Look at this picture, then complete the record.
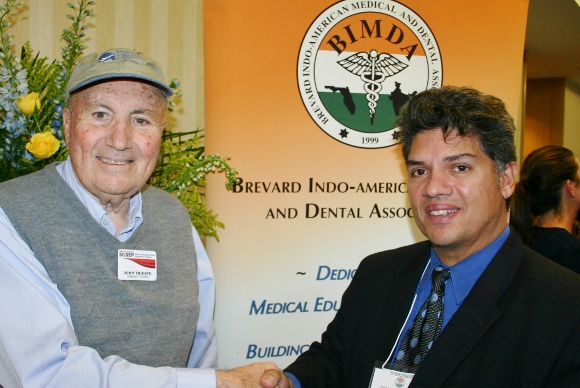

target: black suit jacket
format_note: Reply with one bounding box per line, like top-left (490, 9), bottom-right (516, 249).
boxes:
top-left (285, 230), bottom-right (580, 387)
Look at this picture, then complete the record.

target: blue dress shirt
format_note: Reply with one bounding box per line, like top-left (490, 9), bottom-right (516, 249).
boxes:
top-left (0, 159), bottom-right (217, 387)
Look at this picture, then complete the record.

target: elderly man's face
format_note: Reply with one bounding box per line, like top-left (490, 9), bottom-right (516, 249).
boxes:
top-left (64, 80), bottom-right (166, 202)
top-left (406, 128), bottom-right (516, 265)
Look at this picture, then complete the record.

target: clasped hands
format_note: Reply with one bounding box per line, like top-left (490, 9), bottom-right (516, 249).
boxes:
top-left (216, 362), bottom-right (293, 388)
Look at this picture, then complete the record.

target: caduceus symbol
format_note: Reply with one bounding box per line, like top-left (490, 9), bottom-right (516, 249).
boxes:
top-left (337, 50), bottom-right (408, 124)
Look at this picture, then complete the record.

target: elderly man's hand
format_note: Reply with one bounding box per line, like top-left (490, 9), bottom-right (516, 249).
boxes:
top-left (260, 369), bottom-right (293, 388)
top-left (216, 362), bottom-right (284, 388)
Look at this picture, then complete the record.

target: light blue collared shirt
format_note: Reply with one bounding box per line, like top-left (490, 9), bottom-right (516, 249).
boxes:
top-left (0, 158), bottom-right (218, 387)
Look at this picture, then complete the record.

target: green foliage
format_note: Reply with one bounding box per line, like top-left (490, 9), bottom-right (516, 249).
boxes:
top-left (0, 0), bottom-right (89, 182)
top-left (148, 130), bottom-right (238, 241)
top-left (61, 1), bottom-right (93, 77)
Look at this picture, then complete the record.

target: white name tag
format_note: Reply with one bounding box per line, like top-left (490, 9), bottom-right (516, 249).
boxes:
top-left (118, 249), bottom-right (157, 281)
top-left (369, 367), bottom-right (414, 388)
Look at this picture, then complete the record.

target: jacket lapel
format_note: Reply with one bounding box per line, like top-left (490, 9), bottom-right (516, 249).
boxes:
top-left (357, 242), bottom-right (432, 368)
top-left (374, 243), bottom-right (433, 360)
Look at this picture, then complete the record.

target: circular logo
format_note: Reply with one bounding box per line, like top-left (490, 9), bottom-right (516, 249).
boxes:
top-left (395, 377), bottom-right (406, 387)
top-left (298, 0), bottom-right (443, 148)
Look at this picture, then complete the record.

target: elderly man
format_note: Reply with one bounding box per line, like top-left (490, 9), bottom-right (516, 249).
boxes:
top-left (261, 86), bottom-right (580, 387)
top-left (0, 49), bottom-right (275, 387)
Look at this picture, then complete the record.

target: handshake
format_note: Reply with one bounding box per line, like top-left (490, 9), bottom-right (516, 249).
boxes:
top-left (216, 362), bottom-right (293, 388)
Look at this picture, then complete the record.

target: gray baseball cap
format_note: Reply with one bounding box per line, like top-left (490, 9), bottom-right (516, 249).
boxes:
top-left (66, 48), bottom-right (173, 101)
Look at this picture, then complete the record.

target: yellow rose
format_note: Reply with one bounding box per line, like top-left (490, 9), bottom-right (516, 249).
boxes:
top-left (15, 92), bottom-right (41, 115)
top-left (26, 131), bottom-right (60, 159)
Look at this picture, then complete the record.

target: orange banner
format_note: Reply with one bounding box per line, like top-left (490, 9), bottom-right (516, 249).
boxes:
top-left (205, 0), bottom-right (528, 368)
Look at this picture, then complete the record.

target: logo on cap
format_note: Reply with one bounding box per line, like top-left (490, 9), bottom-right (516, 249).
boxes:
top-left (297, 0), bottom-right (443, 148)
top-left (97, 51), bottom-right (116, 62)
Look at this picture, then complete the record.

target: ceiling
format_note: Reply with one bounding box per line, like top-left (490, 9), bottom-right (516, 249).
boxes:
top-left (525, 0), bottom-right (580, 86)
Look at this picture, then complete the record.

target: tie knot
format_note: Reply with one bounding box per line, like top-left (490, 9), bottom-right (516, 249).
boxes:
top-left (431, 266), bottom-right (450, 292)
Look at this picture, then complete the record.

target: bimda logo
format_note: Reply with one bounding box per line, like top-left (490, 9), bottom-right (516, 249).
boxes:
top-left (298, 1), bottom-right (443, 148)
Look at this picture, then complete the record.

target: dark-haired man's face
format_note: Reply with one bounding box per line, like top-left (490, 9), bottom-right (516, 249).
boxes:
top-left (405, 128), bottom-right (517, 266)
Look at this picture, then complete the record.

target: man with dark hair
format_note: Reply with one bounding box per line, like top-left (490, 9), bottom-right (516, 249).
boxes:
top-left (398, 86), bottom-right (517, 174)
top-left (260, 86), bottom-right (580, 387)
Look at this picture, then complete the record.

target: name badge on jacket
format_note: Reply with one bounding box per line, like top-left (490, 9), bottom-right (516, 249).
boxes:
top-left (369, 366), bottom-right (414, 388)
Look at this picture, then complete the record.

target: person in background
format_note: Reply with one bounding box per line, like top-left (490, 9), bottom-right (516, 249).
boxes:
top-left (510, 145), bottom-right (580, 273)
top-left (0, 48), bottom-right (277, 388)
top-left (260, 86), bottom-right (580, 388)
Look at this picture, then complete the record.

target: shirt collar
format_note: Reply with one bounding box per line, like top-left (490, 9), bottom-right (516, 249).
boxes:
top-left (56, 158), bottom-right (143, 240)
top-left (417, 225), bottom-right (511, 304)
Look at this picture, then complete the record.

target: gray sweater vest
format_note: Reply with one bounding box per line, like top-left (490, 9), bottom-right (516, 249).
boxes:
top-left (0, 163), bottom-right (200, 367)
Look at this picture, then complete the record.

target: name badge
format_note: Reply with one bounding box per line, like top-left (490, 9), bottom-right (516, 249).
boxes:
top-left (369, 367), bottom-right (414, 388)
top-left (118, 249), bottom-right (157, 281)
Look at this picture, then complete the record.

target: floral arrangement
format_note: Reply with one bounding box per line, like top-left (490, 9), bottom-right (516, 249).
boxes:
top-left (0, 0), bottom-right (237, 240)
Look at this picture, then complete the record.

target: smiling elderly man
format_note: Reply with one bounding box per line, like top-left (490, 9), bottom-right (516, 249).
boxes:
top-left (260, 86), bottom-right (580, 388)
top-left (0, 49), bottom-right (276, 388)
